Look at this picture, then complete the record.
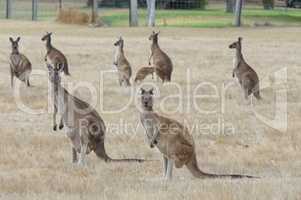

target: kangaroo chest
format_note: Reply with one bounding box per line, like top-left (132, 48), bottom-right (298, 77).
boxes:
top-left (52, 87), bottom-right (67, 117)
top-left (140, 113), bottom-right (157, 139)
top-left (114, 47), bottom-right (119, 63)
top-left (233, 56), bottom-right (239, 70)
top-left (10, 54), bottom-right (24, 69)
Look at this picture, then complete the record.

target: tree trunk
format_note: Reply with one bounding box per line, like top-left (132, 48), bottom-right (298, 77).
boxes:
top-left (91, 0), bottom-right (98, 23)
top-left (146, 0), bottom-right (151, 25)
top-left (226, 0), bottom-right (234, 13)
top-left (129, 0), bottom-right (138, 26)
top-left (147, 0), bottom-right (156, 27)
top-left (234, 0), bottom-right (243, 27)
top-left (59, 0), bottom-right (62, 10)
top-left (6, 0), bottom-right (12, 19)
top-left (32, 0), bottom-right (38, 20)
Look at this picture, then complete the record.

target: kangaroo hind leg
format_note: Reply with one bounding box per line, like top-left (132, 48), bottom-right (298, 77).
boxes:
top-left (163, 156), bottom-right (168, 177)
top-left (78, 129), bottom-right (89, 166)
top-left (166, 159), bottom-right (174, 180)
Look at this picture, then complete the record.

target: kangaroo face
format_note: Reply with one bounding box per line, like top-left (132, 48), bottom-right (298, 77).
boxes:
top-left (47, 64), bottom-right (62, 84)
top-left (149, 31), bottom-right (160, 41)
top-left (41, 32), bottom-right (52, 41)
top-left (9, 37), bottom-right (20, 53)
top-left (229, 37), bottom-right (242, 49)
top-left (140, 88), bottom-right (154, 110)
top-left (114, 37), bottom-right (124, 47)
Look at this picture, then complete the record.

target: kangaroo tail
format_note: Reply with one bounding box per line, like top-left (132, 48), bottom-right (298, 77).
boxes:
top-left (108, 158), bottom-right (144, 163)
top-left (94, 140), bottom-right (144, 163)
top-left (186, 154), bottom-right (257, 179)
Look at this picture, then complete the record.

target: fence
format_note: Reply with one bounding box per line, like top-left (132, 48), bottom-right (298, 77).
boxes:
top-left (0, 0), bottom-right (291, 27)
top-left (0, 0), bottom-right (87, 20)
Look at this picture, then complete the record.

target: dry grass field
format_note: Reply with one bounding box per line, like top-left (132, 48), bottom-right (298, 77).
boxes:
top-left (1, 20), bottom-right (301, 199)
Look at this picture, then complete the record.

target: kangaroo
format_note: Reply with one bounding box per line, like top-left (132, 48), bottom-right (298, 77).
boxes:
top-left (139, 88), bottom-right (256, 180)
top-left (134, 67), bottom-right (154, 83)
top-left (42, 32), bottom-right (70, 76)
top-left (9, 37), bottom-right (32, 88)
top-left (229, 37), bottom-right (261, 100)
top-left (113, 37), bottom-right (132, 86)
top-left (136, 31), bottom-right (173, 83)
top-left (47, 63), bottom-right (143, 165)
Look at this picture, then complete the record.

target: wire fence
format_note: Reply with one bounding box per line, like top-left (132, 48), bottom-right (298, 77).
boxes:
top-left (0, 0), bottom-right (291, 26)
top-left (0, 0), bottom-right (87, 20)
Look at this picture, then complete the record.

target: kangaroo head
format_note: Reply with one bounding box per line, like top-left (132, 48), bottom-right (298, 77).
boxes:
top-left (114, 36), bottom-right (124, 47)
top-left (140, 88), bottom-right (154, 111)
top-left (149, 31), bottom-right (160, 42)
top-left (9, 37), bottom-right (20, 53)
top-left (229, 37), bottom-right (242, 49)
top-left (47, 63), bottom-right (63, 84)
top-left (41, 32), bottom-right (52, 41)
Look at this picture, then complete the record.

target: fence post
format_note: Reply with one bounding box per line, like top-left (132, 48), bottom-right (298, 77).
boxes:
top-left (59, 0), bottom-right (62, 10)
top-left (5, 0), bottom-right (12, 19)
top-left (91, 0), bottom-right (98, 23)
top-left (129, 0), bottom-right (138, 26)
top-left (32, 0), bottom-right (38, 21)
top-left (234, 0), bottom-right (243, 27)
top-left (148, 0), bottom-right (156, 27)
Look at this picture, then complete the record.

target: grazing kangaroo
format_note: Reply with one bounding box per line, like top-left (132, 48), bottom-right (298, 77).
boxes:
top-left (113, 37), bottom-right (132, 86)
top-left (9, 37), bottom-right (32, 88)
top-left (139, 88), bottom-right (256, 180)
top-left (47, 63), bottom-right (143, 165)
top-left (134, 67), bottom-right (154, 83)
top-left (229, 37), bottom-right (261, 100)
top-left (42, 32), bottom-right (70, 76)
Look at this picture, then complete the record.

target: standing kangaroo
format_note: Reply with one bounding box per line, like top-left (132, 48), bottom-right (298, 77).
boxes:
top-left (229, 37), bottom-right (261, 100)
top-left (9, 37), bottom-right (32, 88)
top-left (134, 31), bottom-right (173, 83)
top-left (42, 32), bottom-right (70, 76)
top-left (113, 37), bottom-right (132, 86)
top-left (140, 88), bottom-right (256, 180)
top-left (47, 63), bottom-right (143, 165)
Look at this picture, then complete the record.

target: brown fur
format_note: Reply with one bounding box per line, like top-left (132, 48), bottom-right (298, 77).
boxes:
top-left (229, 37), bottom-right (261, 100)
top-left (137, 31), bottom-right (173, 83)
top-left (113, 37), bottom-right (132, 86)
top-left (140, 88), bottom-right (257, 179)
top-left (134, 67), bottom-right (155, 83)
top-left (42, 32), bottom-right (70, 76)
top-left (47, 63), bottom-right (143, 164)
top-left (9, 37), bottom-right (32, 88)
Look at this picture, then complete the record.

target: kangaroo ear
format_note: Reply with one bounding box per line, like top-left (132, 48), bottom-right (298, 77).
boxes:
top-left (140, 88), bottom-right (146, 95)
top-left (16, 37), bottom-right (20, 42)
top-left (149, 88), bottom-right (154, 95)
top-left (9, 37), bottom-right (14, 43)
top-left (238, 37), bottom-right (242, 42)
top-left (56, 63), bottom-right (65, 72)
